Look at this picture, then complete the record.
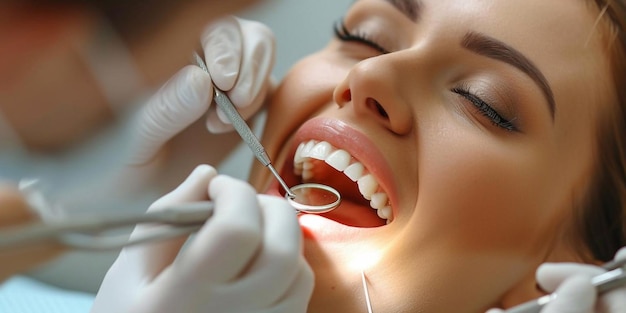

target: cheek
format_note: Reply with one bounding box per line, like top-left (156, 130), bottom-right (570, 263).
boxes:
top-left (412, 124), bottom-right (563, 256)
top-left (263, 52), bottom-right (350, 152)
top-left (372, 127), bottom-right (569, 311)
top-left (273, 52), bottom-right (347, 115)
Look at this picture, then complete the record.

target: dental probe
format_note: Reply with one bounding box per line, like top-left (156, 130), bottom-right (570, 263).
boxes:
top-left (361, 270), bottom-right (374, 313)
top-left (504, 258), bottom-right (626, 313)
top-left (193, 52), bottom-right (296, 200)
top-left (212, 88), bottom-right (295, 199)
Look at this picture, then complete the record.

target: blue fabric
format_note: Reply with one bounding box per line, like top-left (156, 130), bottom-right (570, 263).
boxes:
top-left (0, 276), bottom-right (94, 313)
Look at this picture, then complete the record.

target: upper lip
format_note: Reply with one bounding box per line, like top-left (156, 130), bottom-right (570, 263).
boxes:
top-left (282, 117), bottom-right (398, 218)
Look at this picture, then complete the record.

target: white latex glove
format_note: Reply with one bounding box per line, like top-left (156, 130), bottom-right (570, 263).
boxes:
top-left (486, 247), bottom-right (626, 313)
top-left (131, 16), bottom-right (275, 164)
top-left (91, 165), bottom-right (313, 313)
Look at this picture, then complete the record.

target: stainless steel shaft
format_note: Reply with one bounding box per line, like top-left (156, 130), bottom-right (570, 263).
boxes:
top-left (212, 88), bottom-right (295, 199)
top-left (193, 52), bottom-right (295, 199)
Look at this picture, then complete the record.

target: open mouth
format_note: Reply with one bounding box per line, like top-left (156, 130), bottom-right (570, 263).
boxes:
top-left (289, 139), bottom-right (393, 227)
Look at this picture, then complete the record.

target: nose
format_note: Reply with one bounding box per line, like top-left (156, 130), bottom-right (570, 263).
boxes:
top-left (333, 55), bottom-right (414, 135)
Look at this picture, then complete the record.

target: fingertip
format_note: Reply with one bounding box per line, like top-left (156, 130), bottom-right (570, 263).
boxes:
top-left (184, 64), bottom-right (212, 86)
top-left (191, 164), bottom-right (218, 180)
top-left (203, 17), bottom-right (242, 91)
top-left (535, 263), bottom-right (558, 284)
top-left (536, 263), bottom-right (556, 276)
top-left (208, 175), bottom-right (256, 202)
top-left (235, 17), bottom-right (276, 48)
top-left (179, 164), bottom-right (217, 189)
top-left (207, 175), bottom-right (262, 230)
top-left (536, 263), bottom-right (572, 292)
top-left (148, 164), bottom-right (216, 211)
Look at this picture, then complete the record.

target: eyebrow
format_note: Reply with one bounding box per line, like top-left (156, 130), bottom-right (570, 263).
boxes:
top-left (383, 0), bottom-right (422, 22)
top-left (461, 31), bottom-right (556, 120)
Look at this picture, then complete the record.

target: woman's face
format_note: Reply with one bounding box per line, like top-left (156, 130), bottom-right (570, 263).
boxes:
top-left (250, 0), bottom-right (613, 311)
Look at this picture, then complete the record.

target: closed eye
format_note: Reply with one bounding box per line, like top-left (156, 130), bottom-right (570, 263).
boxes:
top-left (452, 87), bottom-right (517, 132)
top-left (333, 20), bottom-right (390, 55)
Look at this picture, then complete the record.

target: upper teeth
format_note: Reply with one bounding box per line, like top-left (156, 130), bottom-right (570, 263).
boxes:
top-left (293, 140), bottom-right (393, 222)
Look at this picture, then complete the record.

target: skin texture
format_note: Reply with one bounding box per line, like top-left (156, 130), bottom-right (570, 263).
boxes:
top-left (0, 0), bottom-right (259, 279)
top-left (249, 0), bottom-right (617, 312)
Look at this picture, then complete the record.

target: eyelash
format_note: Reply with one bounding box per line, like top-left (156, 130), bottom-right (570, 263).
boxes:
top-left (333, 20), bottom-right (515, 132)
top-left (451, 87), bottom-right (517, 132)
top-left (333, 20), bottom-right (390, 55)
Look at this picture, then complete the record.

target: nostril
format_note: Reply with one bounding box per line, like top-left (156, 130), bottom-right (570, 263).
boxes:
top-left (366, 97), bottom-right (389, 119)
top-left (336, 89), bottom-right (352, 108)
top-left (342, 89), bottom-right (352, 102)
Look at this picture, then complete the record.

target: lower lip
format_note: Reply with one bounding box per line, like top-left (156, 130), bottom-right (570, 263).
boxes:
top-left (265, 182), bottom-right (383, 242)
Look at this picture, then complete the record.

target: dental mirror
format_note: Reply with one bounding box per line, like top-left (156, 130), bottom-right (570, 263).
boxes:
top-left (287, 183), bottom-right (341, 214)
top-left (193, 52), bottom-right (341, 215)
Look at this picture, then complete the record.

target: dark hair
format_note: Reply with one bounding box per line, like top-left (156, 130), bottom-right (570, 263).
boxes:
top-left (9, 0), bottom-right (192, 41)
top-left (576, 0), bottom-right (626, 262)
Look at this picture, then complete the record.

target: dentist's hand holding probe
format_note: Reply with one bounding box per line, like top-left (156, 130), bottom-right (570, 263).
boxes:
top-left (0, 16), bottom-right (273, 283)
top-left (91, 165), bottom-right (314, 313)
top-left (534, 246), bottom-right (626, 313)
top-left (132, 16), bottom-right (275, 165)
top-left (487, 247), bottom-right (626, 313)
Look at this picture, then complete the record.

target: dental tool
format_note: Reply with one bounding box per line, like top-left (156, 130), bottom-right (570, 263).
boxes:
top-left (212, 86), bottom-right (296, 199)
top-left (361, 270), bottom-right (374, 313)
top-left (504, 258), bottom-right (626, 313)
top-left (193, 52), bottom-right (341, 214)
top-left (287, 183), bottom-right (341, 214)
top-left (0, 53), bottom-right (344, 252)
top-left (192, 52), bottom-right (295, 200)
top-left (0, 201), bottom-right (214, 250)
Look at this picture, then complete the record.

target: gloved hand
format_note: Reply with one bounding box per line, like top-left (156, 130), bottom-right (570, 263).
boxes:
top-left (534, 246), bottom-right (626, 313)
top-left (486, 247), bottom-right (626, 313)
top-left (131, 16), bottom-right (275, 165)
top-left (91, 165), bottom-right (313, 313)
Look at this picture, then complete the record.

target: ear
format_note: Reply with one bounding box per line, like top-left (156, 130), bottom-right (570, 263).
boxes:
top-left (0, 4), bottom-right (92, 87)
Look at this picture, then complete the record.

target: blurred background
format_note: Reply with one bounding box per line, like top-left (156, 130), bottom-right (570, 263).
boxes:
top-left (25, 0), bottom-right (351, 295)
top-left (241, 0), bottom-right (351, 79)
